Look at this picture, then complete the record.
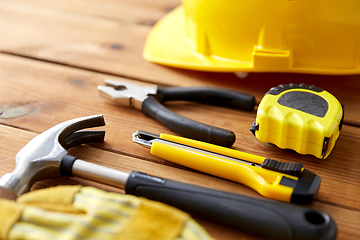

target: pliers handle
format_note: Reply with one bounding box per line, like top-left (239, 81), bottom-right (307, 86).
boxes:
top-left (98, 80), bottom-right (256, 147)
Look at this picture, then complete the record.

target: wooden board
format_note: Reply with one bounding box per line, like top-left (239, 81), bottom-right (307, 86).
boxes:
top-left (0, 1), bottom-right (359, 126)
top-left (1, 53), bottom-right (360, 208)
top-left (7, 0), bottom-right (181, 26)
top-left (0, 1), bottom-right (359, 239)
top-left (1, 124), bottom-right (360, 240)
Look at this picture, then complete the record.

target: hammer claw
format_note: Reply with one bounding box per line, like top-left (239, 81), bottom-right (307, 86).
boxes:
top-left (63, 130), bottom-right (105, 150)
top-left (58, 115), bottom-right (105, 149)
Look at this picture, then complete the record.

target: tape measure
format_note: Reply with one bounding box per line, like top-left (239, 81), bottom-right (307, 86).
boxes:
top-left (251, 83), bottom-right (344, 159)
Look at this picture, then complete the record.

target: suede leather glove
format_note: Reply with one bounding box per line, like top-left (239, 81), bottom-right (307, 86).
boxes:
top-left (0, 185), bottom-right (213, 240)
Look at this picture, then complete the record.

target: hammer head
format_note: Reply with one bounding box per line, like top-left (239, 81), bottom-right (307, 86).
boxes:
top-left (0, 115), bottom-right (105, 196)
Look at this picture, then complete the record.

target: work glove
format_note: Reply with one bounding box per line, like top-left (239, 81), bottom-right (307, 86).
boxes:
top-left (0, 185), bottom-right (213, 240)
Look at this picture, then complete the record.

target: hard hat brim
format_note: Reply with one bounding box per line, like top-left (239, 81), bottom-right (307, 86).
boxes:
top-left (143, 6), bottom-right (360, 75)
top-left (143, 6), bottom-right (253, 72)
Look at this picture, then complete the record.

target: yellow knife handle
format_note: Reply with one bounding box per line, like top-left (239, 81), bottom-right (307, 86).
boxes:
top-left (161, 133), bottom-right (266, 164)
top-left (151, 137), bottom-right (296, 202)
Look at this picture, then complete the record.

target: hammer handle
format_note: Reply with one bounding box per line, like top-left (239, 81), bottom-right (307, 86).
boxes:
top-left (65, 158), bottom-right (337, 240)
top-left (124, 171), bottom-right (337, 240)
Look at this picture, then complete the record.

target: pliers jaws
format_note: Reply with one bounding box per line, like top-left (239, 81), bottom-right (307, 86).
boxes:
top-left (98, 80), bottom-right (157, 110)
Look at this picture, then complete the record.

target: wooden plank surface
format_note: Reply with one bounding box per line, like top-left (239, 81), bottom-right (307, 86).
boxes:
top-left (1, 53), bottom-right (360, 209)
top-left (0, 1), bottom-right (359, 239)
top-left (1, 124), bottom-right (360, 240)
top-left (7, 0), bottom-right (181, 26)
top-left (0, 1), bottom-right (359, 126)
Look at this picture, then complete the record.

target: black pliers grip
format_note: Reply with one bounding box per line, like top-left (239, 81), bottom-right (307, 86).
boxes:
top-left (98, 80), bottom-right (255, 147)
top-left (143, 86), bottom-right (255, 147)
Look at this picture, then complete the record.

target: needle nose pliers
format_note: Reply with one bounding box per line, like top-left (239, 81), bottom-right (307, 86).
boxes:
top-left (98, 80), bottom-right (256, 147)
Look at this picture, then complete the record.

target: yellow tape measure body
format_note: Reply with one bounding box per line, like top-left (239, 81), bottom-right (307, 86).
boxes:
top-left (251, 83), bottom-right (344, 159)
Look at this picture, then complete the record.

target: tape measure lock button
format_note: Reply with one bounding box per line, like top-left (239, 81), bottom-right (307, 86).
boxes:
top-left (251, 83), bottom-right (344, 159)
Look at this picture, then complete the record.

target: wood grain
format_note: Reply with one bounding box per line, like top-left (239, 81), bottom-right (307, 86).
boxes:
top-left (7, 0), bottom-right (181, 26)
top-left (1, 124), bottom-right (359, 240)
top-left (0, 1), bottom-right (359, 126)
top-left (0, 53), bottom-right (359, 209)
top-left (0, 0), bottom-right (359, 239)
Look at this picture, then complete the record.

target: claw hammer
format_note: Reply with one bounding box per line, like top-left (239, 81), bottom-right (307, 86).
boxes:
top-left (0, 115), bottom-right (337, 240)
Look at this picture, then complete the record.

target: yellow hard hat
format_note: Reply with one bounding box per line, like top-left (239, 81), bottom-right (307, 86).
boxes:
top-left (143, 0), bottom-right (360, 74)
